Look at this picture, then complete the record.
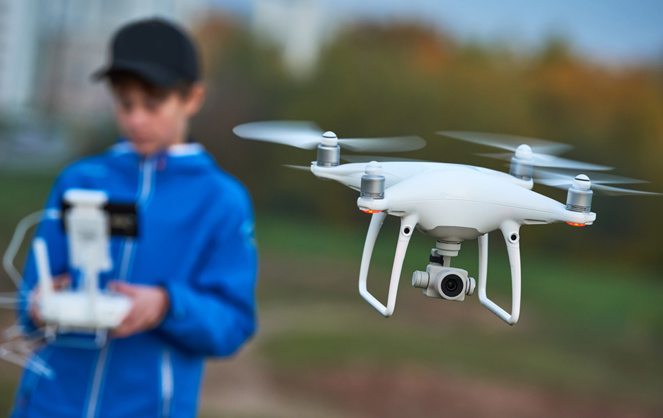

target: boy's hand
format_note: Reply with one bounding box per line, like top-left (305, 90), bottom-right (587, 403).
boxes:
top-left (109, 281), bottom-right (170, 338)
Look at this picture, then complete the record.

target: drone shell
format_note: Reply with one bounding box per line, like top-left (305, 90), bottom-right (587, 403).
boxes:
top-left (313, 161), bottom-right (596, 242)
top-left (380, 165), bottom-right (595, 241)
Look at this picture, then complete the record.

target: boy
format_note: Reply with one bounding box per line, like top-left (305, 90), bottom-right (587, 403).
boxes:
top-left (12, 18), bottom-right (258, 417)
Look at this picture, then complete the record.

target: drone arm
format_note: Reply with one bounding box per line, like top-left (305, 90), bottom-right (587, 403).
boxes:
top-left (477, 221), bottom-right (522, 325)
top-left (358, 212), bottom-right (417, 317)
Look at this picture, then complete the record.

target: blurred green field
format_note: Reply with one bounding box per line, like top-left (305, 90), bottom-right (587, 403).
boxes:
top-left (255, 214), bottom-right (663, 405)
top-left (0, 171), bottom-right (661, 416)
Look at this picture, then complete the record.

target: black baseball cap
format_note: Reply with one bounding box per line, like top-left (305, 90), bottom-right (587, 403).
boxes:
top-left (92, 18), bottom-right (200, 87)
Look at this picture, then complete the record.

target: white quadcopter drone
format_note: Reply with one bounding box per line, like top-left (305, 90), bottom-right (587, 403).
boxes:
top-left (233, 121), bottom-right (658, 325)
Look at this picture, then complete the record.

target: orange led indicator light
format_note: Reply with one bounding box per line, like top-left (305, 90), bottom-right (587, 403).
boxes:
top-left (361, 209), bottom-right (382, 214)
top-left (566, 222), bottom-right (586, 227)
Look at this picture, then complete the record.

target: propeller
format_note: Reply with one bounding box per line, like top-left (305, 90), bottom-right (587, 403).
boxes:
top-left (282, 164), bottom-right (311, 171)
top-left (234, 121), bottom-right (426, 152)
top-left (480, 151), bottom-right (612, 171)
top-left (534, 169), bottom-right (660, 196)
top-left (437, 131), bottom-right (612, 171)
top-left (438, 131), bottom-right (572, 154)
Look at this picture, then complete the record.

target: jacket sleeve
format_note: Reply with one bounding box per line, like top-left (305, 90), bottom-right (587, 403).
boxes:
top-left (17, 172), bottom-right (71, 334)
top-left (155, 187), bottom-right (258, 357)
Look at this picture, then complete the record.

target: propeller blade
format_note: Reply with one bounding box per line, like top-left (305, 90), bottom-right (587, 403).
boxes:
top-left (0, 294), bottom-right (18, 306)
top-left (531, 154), bottom-right (611, 171)
top-left (591, 184), bottom-right (661, 196)
top-left (536, 177), bottom-right (573, 188)
top-left (282, 164), bottom-right (311, 171)
top-left (535, 169), bottom-right (648, 185)
top-left (534, 171), bottom-right (660, 196)
top-left (438, 131), bottom-right (572, 155)
top-left (233, 121), bottom-right (323, 149)
top-left (477, 152), bottom-right (613, 171)
top-left (338, 136), bottom-right (426, 152)
top-left (234, 121), bottom-right (425, 152)
top-left (0, 345), bottom-right (55, 379)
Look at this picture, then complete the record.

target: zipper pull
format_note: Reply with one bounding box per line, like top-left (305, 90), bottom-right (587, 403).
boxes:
top-left (157, 152), bottom-right (167, 171)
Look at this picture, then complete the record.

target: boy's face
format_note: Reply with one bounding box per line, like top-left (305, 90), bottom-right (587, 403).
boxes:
top-left (111, 79), bottom-right (204, 156)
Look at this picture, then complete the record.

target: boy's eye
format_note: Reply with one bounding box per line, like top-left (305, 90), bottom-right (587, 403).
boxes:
top-left (119, 100), bottom-right (133, 111)
top-left (145, 97), bottom-right (165, 112)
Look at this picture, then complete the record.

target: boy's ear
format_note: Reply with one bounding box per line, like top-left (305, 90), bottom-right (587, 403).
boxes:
top-left (184, 82), bottom-right (206, 116)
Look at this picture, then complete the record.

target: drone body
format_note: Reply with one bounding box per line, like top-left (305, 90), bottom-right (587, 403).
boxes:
top-left (233, 121), bottom-right (656, 325)
top-left (314, 161), bottom-right (595, 239)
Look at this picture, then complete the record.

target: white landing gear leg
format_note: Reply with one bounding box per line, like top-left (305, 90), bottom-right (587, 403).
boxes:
top-left (358, 212), bottom-right (417, 317)
top-left (477, 221), bottom-right (522, 325)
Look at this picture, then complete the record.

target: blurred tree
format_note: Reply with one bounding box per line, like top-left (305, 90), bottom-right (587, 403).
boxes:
top-left (190, 16), bottom-right (663, 271)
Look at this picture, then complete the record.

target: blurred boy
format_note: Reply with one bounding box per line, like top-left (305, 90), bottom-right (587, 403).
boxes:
top-left (12, 18), bottom-right (258, 417)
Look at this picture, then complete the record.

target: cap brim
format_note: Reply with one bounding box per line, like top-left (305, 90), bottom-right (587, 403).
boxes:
top-left (91, 60), bottom-right (181, 87)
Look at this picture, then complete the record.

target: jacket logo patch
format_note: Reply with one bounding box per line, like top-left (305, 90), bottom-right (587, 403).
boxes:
top-left (240, 221), bottom-right (255, 248)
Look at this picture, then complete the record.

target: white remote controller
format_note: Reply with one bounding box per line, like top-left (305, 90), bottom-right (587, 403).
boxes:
top-left (33, 189), bottom-right (132, 331)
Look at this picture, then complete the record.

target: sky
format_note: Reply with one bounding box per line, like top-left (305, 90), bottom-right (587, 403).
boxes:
top-left (210, 0), bottom-right (663, 65)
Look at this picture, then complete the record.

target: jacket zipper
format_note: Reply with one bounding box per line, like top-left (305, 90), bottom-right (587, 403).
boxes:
top-left (161, 348), bottom-right (174, 417)
top-left (85, 156), bottom-right (156, 418)
top-left (85, 343), bottom-right (111, 418)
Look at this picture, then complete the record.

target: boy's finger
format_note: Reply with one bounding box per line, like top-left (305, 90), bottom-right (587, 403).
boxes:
top-left (29, 302), bottom-right (44, 327)
top-left (113, 302), bottom-right (143, 337)
top-left (108, 281), bottom-right (137, 296)
top-left (53, 273), bottom-right (71, 281)
top-left (114, 316), bottom-right (140, 338)
top-left (53, 274), bottom-right (71, 291)
top-left (112, 316), bottom-right (129, 337)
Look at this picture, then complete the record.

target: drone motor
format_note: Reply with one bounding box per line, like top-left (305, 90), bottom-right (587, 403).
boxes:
top-left (509, 144), bottom-right (534, 180)
top-left (360, 162), bottom-right (385, 199)
top-left (566, 174), bottom-right (593, 213)
top-left (316, 131), bottom-right (341, 167)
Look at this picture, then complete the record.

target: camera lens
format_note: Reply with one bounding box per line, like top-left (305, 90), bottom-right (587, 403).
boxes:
top-left (440, 274), bottom-right (463, 298)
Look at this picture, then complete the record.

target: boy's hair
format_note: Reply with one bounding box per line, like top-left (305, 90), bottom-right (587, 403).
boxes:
top-left (108, 70), bottom-right (195, 99)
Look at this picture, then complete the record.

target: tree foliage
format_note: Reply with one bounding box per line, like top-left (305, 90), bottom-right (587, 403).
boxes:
top-left (192, 16), bottom-right (663, 270)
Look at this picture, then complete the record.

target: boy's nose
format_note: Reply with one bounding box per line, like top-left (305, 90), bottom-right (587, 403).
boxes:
top-left (126, 107), bottom-right (150, 127)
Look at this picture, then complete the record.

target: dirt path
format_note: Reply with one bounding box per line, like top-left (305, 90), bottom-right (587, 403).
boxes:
top-left (276, 367), bottom-right (661, 418)
top-left (198, 324), bottom-right (661, 418)
top-left (196, 254), bottom-right (662, 417)
top-left (1, 252), bottom-right (661, 418)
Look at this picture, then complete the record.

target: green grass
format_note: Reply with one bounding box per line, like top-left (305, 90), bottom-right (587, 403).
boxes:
top-left (254, 213), bottom-right (663, 406)
top-left (255, 212), bottom-right (663, 336)
top-left (0, 368), bottom-right (21, 415)
top-left (261, 327), bottom-right (660, 399)
top-left (0, 170), bottom-right (56, 217)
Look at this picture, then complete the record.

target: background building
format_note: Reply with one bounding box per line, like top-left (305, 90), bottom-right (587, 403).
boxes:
top-left (252, 0), bottom-right (330, 79)
top-left (0, 0), bottom-right (40, 118)
top-left (0, 0), bottom-right (209, 168)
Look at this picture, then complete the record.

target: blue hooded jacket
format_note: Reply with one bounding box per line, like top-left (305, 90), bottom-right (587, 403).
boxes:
top-left (12, 142), bottom-right (258, 417)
